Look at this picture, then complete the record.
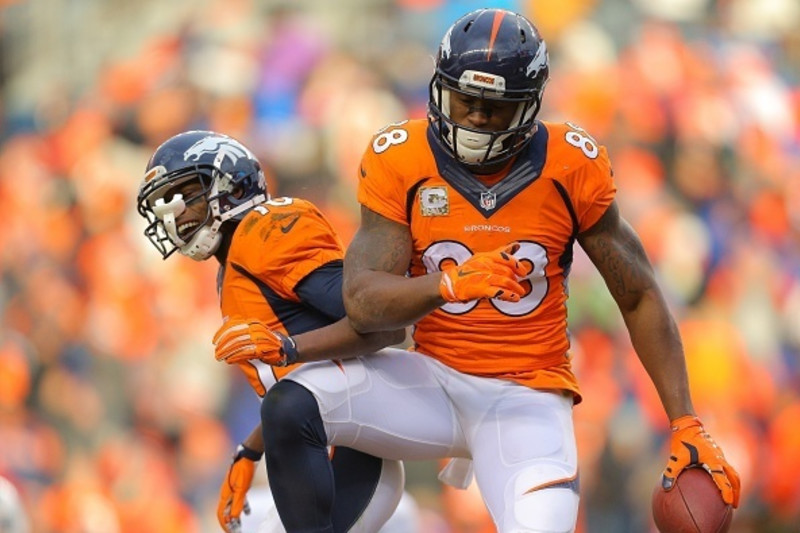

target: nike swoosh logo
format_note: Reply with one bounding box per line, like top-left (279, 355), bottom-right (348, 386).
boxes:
top-left (280, 215), bottom-right (300, 234)
top-left (360, 165), bottom-right (367, 178)
top-left (457, 269), bottom-right (477, 277)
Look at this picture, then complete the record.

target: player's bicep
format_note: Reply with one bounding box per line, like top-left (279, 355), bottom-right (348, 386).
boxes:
top-left (577, 201), bottom-right (657, 312)
top-left (345, 205), bottom-right (412, 279)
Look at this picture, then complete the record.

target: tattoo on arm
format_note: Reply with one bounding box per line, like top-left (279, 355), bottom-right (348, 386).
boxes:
top-left (344, 207), bottom-right (415, 330)
top-left (579, 202), bottom-right (655, 307)
top-left (347, 207), bottom-right (412, 276)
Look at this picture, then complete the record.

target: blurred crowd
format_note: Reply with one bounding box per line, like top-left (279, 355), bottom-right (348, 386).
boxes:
top-left (0, 0), bottom-right (798, 531)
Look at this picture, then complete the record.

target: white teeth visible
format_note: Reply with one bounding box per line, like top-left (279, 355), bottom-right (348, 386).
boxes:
top-left (178, 222), bottom-right (199, 233)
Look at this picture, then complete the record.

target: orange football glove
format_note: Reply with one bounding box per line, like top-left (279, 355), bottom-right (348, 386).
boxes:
top-left (213, 318), bottom-right (299, 366)
top-left (661, 415), bottom-right (741, 508)
top-left (439, 243), bottom-right (529, 303)
top-left (217, 444), bottom-right (262, 532)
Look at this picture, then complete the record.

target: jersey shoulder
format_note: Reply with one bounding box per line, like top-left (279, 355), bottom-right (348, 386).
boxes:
top-left (357, 119), bottom-right (435, 224)
top-left (231, 197), bottom-right (343, 269)
top-left (539, 121), bottom-right (616, 230)
top-left (236, 197), bottom-right (322, 239)
top-left (362, 119), bottom-right (432, 172)
top-left (540, 121), bottom-right (611, 170)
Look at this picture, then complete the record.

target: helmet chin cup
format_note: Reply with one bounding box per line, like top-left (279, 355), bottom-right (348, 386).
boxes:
top-left (179, 226), bottom-right (221, 261)
top-left (459, 130), bottom-right (490, 150)
top-left (451, 128), bottom-right (503, 165)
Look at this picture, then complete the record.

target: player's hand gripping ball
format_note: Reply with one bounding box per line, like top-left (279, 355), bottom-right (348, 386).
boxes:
top-left (653, 416), bottom-right (739, 532)
top-left (661, 416), bottom-right (740, 507)
top-left (652, 467), bottom-right (733, 533)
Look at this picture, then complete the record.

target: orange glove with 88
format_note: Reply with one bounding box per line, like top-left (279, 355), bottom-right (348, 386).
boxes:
top-left (661, 415), bottom-right (741, 508)
top-left (439, 243), bottom-right (529, 303)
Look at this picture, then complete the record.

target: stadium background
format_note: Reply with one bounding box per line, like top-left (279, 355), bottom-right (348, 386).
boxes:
top-left (0, 0), bottom-right (798, 531)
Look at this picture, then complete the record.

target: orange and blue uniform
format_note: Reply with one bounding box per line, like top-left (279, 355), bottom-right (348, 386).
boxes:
top-left (218, 198), bottom-right (345, 396)
top-left (357, 119), bottom-right (616, 402)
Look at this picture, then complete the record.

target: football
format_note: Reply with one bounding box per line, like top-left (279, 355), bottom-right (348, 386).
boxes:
top-left (652, 467), bottom-right (733, 533)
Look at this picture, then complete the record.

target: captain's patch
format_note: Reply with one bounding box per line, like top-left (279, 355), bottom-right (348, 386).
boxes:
top-left (419, 186), bottom-right (450, 216)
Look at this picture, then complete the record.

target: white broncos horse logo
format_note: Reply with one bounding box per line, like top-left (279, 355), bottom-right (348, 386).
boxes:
top-left (440, 25), bottom-right (453, 59)
top-left (183, 135), bottom-right (265, 190)
top-left (184, 135), bottom-right (254, 167)
top-left (525, 41), bottom-right (548, 79)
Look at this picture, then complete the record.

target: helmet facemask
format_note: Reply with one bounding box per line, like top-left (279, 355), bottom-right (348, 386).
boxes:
top-left (138, 165), bottom-right (265, 261)
top-left (430, 73), bottom-right (541, 168)
top-left (139, 167), bottom-right (219, 260)
top-left (137, 130), bottom-right (268, 261)
top-left (427, 8), bottom-right (550, 171)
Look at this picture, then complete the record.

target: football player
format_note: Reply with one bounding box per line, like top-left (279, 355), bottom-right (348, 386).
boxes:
top-left (219, 8), bottom-right (743, 533)
top-left (136, 130), bottom-right (408, 532)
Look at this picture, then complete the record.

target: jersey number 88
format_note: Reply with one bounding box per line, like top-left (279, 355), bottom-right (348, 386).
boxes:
top-left (422, 240), bottom-right (549, 316)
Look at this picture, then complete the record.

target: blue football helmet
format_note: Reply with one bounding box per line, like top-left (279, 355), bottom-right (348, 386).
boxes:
top-left (137, 130), bottom-right (267, 260)
top-left (428, 8), bottom-right (550, 169)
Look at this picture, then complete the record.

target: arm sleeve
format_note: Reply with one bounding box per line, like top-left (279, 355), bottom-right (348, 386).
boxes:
top-left (294, 261), bottom-right (346, 320)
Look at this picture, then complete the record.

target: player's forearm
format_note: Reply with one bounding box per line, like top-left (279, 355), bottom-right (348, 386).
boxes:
top-left (621, 289), bottom-right (695, 421)
top-left (292, 316), bottom-right (406, 362)
top-left (242, 424), bottom-right (265, 454)
top-left (344, 270), bottom-right (445, 333)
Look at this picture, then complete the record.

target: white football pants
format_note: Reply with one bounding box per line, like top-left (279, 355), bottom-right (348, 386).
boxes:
top-left (286, 348), bottom-right (580, 533)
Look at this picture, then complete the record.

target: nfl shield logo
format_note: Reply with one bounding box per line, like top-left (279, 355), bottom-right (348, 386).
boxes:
top-left (479, 192), bottom-right (497, 210)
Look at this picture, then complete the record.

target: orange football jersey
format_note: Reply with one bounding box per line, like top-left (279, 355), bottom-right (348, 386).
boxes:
top-left (357, 119), bottom-right (617, 402)
top-left (219, 197), bottom-right (345, 396)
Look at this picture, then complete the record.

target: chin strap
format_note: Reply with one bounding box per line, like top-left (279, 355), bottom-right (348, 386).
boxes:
top-left (180, 226), bottom-right (222, 261)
